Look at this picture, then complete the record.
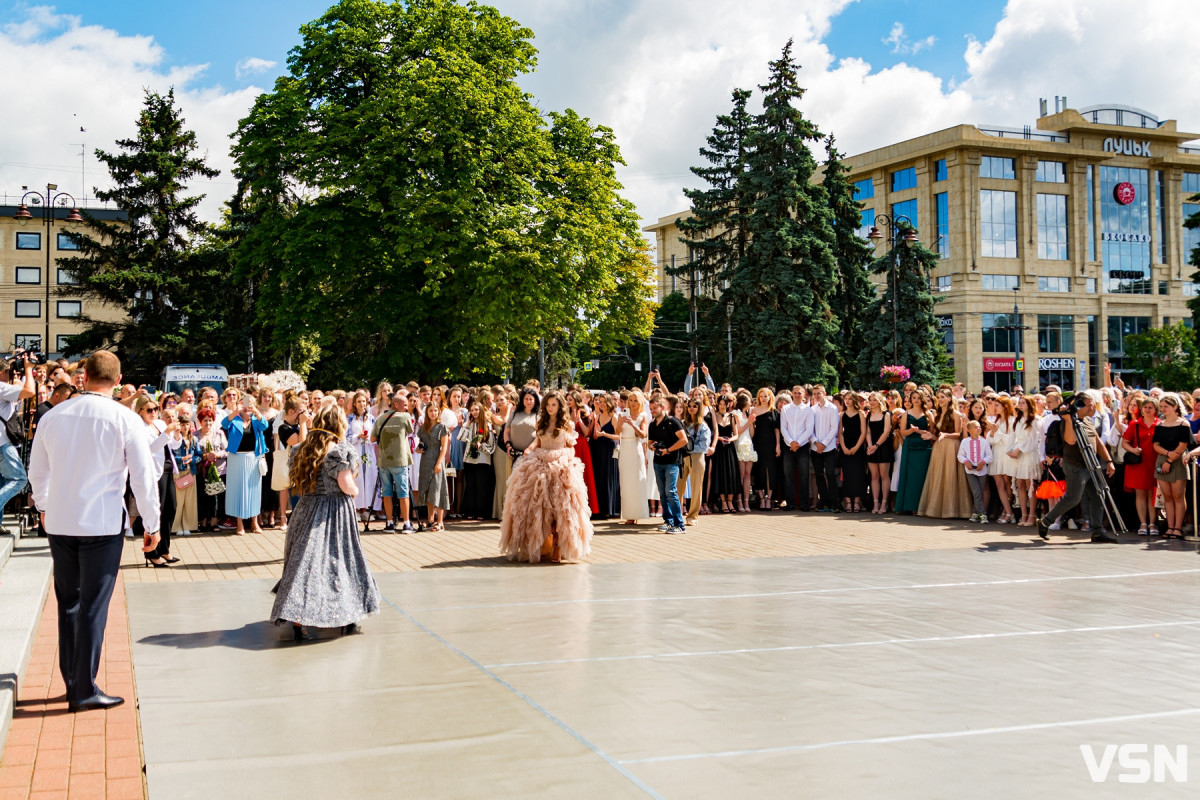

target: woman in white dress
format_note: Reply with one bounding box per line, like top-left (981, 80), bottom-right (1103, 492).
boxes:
top-left (347, 391), bottom-right (381, 522)
top-left (634, 393), bottom-right (659, 515)
top-left (733, 393), bottom-right (756, 512)
top-left (986, 395), bottom-right (1017, 524)
top-left (1009, 396), bottom-right (1042, 527)
top-left (616, 389), bottom-right (650, 523)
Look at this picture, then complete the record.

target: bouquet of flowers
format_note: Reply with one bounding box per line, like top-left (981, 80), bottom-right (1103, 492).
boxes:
top-left (202, 441), bottom-right (225, 496)
top-left (880, 365), bottom-right (911, 384)
top-left (467, 429), bottom-right (484, 460)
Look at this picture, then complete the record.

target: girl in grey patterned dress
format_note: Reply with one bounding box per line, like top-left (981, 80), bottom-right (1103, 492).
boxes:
top-left (416, 401), bottom-right (451, 530)
top-left (271, 405), bottom-right (381, 641)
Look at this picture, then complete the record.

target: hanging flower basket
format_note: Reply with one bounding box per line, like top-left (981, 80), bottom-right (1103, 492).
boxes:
top-left (880, 365), bottom-right (911, 384)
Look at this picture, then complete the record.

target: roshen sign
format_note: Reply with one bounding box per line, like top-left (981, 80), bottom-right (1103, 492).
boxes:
top-left (1103, 137), bottom-right (1152, 157)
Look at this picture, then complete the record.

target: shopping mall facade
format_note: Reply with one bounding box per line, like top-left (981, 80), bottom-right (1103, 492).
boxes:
top-left (644, 102), bottom-right (1200, 391)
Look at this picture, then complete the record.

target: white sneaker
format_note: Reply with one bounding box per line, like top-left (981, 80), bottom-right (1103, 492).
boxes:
top-left (1048, 521), bottom-right (1062, 531)
top-left (1066, 519), bottom-right (1077, 530)
top-left (656, 524), bottom-right (671, 532)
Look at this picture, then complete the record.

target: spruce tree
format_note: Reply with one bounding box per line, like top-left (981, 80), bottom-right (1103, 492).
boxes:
top-left (856, 221), bottom-right (946, 385)
top-left (678, 88), bottom-right (754, 364)
top-left (822, 136), bottom-right (876, 387)
top-left (59, 88), bottom-right (220, 380)
top-left (725, 41), bottom-right (839, 387)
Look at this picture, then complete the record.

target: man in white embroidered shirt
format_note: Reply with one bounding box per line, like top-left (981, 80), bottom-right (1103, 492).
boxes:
top-left (28, 351), bottom-right (161, 712)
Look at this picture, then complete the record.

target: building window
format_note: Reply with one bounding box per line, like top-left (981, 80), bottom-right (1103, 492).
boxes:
top-left (1037, 314), bottom-right (1074, 353)
top-left (56, 268), bottom-right (78, 285)
top-left (1184, 203), bottom-right (1200, 266)
top-left (980, 190), bottom-right (1017, 258)
top-left (934, 192), bottom-right (949, 258)
top-left (15, 267), bottom-right (40, 285)
top-left (983, 372), bottom-right (1019, 393)
top-left (1086, 278), bottom-right (1097, 293)
top-left (1036, 194), bottom-right (1068, 260)
top-left (891, 199), bottom-right (918, 232)
top-left (981, 274), bottom-right (1018, 291)
top-left (1107, 315), bottom-right (1150, 386)
top-left (1035, 161), bottom-right (1066, 183)
top-left (981, 312), bottom-right (1022, 353)
top-left (16, 232), bottom-right (41, 250)
top-left (1157, 171), bottom-right (1167, 263)
top-left (670, 255), bottom-right (676, 294)
top-left (937, 315), bottom-right (954, 354)
top-left (858, 207), bottom-right (875, 240)
top-left (56, 301), bottom-right (82, 318)
top-left (934, 159), bottom-right (947, 182)
top-left (1037, 276), bottom-right (1070, 293)
top-left (1159, 280), bottom-right (1169, 296)
top-left (1184, 282), bottom-right (1200, 297)
top-left (891, 168), bottom-right (917, 192)
top-left (56, 335), bottom-right (73, 354)
top-left (853, 178), bottom-right (874, 200)
top-left (1087, 164), bottom-right (1096, 261)
top-left (1039, 365), bottom-right (1076, 392)
top-left (1087, 315), bottom-right (1098, 388)
top-left (56, 233), bottom-right (79, 251)
top-left (1101, 165), bottom-right (1151, 294)
top-left (935, 275), bottom-right (951, 292)
top-left (980, 156), bottom-right (1016, 180)
top-left (1183, 172), bottom-right (1200, 196)
top-left (14, 335), bottom-right (41, 351)
top-left (15, 301), bottom-right (41, 318)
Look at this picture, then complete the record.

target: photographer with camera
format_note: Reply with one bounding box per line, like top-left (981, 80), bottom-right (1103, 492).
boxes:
top-left (0, 349), bottom-right (38, 529)
top-left (1037, 392), bottom-right (1119, 543)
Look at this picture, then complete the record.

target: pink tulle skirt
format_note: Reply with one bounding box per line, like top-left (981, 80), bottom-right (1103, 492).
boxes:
top-left (499, 448), bottom-right (594, 563)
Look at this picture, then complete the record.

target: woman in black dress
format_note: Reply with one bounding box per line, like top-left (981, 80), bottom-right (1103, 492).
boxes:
top-left (839, 392), bottom-right (869, 512)
top-left (864, 392), bottom-right (894, 514)
top-left (710, 394), bottom-right (740, 512)
top-left (588, 394), bottom-right (621, 519)
top-left (749, 388), bottom-right (781, 510)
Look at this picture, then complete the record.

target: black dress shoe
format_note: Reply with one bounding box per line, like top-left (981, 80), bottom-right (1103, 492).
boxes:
top-left (342, 623), bottom-right (359, 635)
top-left (1036, 517), bottom-right (1049, 541)
top-left (69, 691), bottom-right (124, 712)
top-left (1091, 528), bottom-right (1119, 543)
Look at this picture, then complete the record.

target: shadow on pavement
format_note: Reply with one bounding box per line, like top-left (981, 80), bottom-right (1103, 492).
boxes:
top-left (138, 620), bottom-right (344, 650)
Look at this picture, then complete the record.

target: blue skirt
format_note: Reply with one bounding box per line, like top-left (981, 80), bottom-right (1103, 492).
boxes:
top-left (225, 451), bottom-right (263, 519)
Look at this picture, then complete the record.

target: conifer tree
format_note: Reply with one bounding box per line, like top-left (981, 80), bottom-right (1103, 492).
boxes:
top-left (59, 88), bottom-right (221, 379)
top-left (856, 221), bottom-right (946, 385)
top-left (822, 136), bottom-right (876, 387)
top-left (727, 41), bottom-right (839, 386)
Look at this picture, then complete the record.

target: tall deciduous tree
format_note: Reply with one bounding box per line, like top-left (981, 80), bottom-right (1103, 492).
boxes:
top-left (1125, 322), bottom-right (1200, 389)
top-left (822, 136), bottom-right (876, 387)
top-left (856, 222), bottom-right (946, 385)
top-left (58, 88), bottom-right (222, 381)
top-left (726, 40), bottom-right (839, 386)
top-left (230, 0), bottom-right (653, 385)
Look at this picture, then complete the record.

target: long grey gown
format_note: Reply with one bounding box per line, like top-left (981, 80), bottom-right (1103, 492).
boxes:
top-left (270, 441), bottom-right (381, 627)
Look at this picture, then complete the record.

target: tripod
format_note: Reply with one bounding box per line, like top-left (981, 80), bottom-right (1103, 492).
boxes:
top-left (1068, 410), bottom-right (1126, 535)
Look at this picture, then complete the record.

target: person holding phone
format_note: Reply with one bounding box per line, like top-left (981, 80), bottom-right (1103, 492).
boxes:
top-left (221, 395), bottom-right (270, 535)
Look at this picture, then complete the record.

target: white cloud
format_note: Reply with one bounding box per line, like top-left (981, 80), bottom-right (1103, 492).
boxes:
top-left (235, 56), bottom-right (277, 80)
top-left (883, 21), bottom-right (936, 55)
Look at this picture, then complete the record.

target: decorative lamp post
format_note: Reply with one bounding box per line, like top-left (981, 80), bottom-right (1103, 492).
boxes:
top-left (867, 215), bottom-right (918, 362)
top-left (14, 184), bottom-right (82, 355)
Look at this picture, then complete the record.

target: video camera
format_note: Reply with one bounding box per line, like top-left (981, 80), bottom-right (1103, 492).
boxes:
top-left (8, 349), bottom-right (46, 371)
top-left (1055, 393), bottom-right (1091, 417)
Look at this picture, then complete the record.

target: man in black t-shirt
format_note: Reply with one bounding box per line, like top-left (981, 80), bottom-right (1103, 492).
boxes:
top-left (648, 393), bottom-right (689, 533)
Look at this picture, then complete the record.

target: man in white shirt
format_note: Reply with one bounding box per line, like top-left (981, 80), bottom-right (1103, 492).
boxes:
top-left (780, 385), bottom-right (814, 511)
top-left (28, 350), bottom-right (161, 712)
top-left (809, 384), bottom-right (841, 512)
top-left (0, 352), bottom-right (36, 531)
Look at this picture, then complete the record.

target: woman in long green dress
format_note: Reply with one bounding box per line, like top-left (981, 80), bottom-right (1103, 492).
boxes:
top-left (895, 392), bottom-right (935, 514)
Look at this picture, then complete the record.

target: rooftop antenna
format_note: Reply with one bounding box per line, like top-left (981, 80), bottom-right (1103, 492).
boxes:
top-left (1039, 98), bottom-right (1048, 117)
top-left (72, 114), bottom-right (86, 206)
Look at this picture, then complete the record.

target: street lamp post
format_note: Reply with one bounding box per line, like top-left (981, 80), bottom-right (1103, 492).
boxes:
top-left (867, 215), bottom-right (919, 363)
top-left (14, 184), bottom-right (82, 356)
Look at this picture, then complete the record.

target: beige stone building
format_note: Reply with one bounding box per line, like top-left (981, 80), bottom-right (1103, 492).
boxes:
top-left (644, 102), bottom-right (1200, 391)
top-left (0, 202), bottom-right (127, 359)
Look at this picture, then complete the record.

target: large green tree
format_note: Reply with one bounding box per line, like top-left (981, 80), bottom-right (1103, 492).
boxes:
top-left (856, 221), bottom-right (946, 385)
top-left (58, 89), bottom-right (224, 381)
top-left (1125, 322), bottom-right (1200, 390)
top-left (822, 136), bottom-right (876, 387)
top-left (230, 0), bottom-right (653, 385)
top-left (725, 41), bottom-right (839, 386)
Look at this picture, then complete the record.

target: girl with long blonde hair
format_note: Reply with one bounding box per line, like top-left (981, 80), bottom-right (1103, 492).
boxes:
top-left (272, 404), bottom-right (381, 641)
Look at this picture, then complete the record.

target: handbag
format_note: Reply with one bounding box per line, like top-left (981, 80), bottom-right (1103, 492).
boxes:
top-left (174, 472), bottom-right (195, 491)
top-left (271, 448), bottom-right (291, 491)
top-left (258, 455), bottom-right (269, 476)
top-left (1124, 424), bottom-right (1142, 465)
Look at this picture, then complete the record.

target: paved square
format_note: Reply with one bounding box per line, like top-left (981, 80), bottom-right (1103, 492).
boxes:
top-left (126, 542), bottom-right (1200, 798)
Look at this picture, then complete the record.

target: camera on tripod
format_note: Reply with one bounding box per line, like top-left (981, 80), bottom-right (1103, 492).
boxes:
top-left (1055, 393), bottom-right (1091, 417)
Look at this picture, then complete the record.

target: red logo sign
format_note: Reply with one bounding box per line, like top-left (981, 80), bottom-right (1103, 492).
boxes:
top-left (983, 357), bottom-right (1015, 372)
top-left (1114, 182), bottom-right (1136, 205)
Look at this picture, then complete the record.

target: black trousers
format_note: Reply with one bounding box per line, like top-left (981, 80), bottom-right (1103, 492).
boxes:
top-left (781, 446), bottom-right (811, 510)
top-left (134, 469), bottom-right (176, 559)
top-left (811, 449), bottom-right (840, 510)
top-left (47, 533), bottom-right (125, 705)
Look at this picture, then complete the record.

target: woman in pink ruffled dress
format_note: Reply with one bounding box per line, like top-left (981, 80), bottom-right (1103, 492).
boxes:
top-left (499, 390), bottom-right (593, 563)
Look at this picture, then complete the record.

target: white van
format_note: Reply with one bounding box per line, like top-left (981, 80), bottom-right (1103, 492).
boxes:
top-left (160, 364), bottom-right (229, 398)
